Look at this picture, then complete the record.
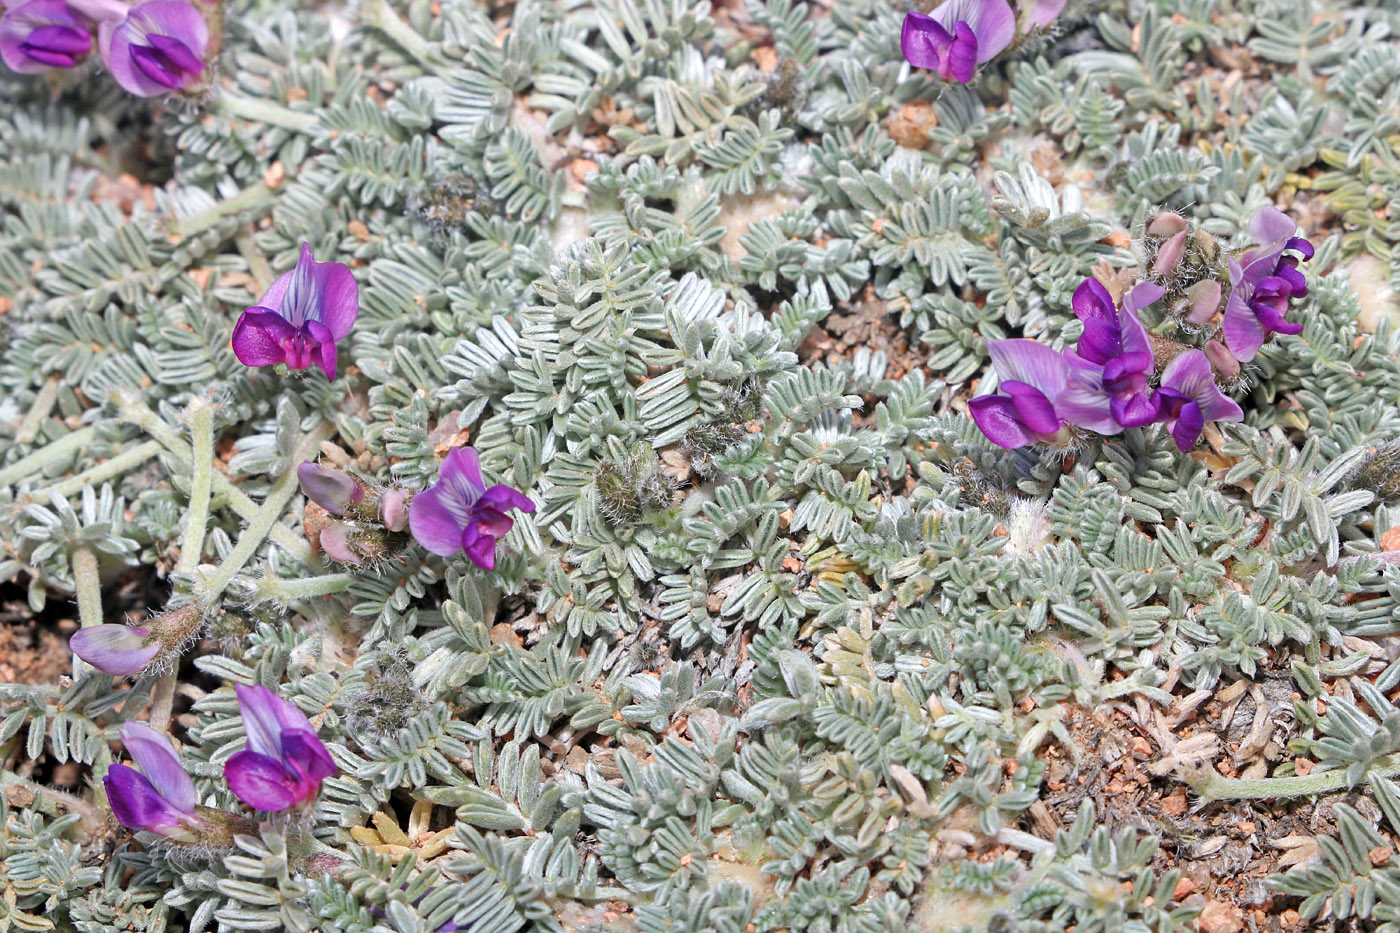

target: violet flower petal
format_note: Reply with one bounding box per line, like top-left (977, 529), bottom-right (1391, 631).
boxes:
top-left (69, 624), bottom-right (160, 676)
top-left (234, 683), bottom-right (289, 759)
top-left (1, 0), bottom-right (90, 73)
top-left (224, 750), bottom-right (299, 811)
top-left (968, 395), bottom-right (1039, 449)
top-left (104, 763), bottom-right (192, 836)
top-left (120, 722), bottom-right (196, 813)
top-left (1221, 289), bottom-right (1266, 362)
top-left (1002, 380), bottom-right (1060, 434)
top-left (231, 307), bottom-right (297, 368)
top-left (946, 21), bottom-right (977, 82)
top-left (1170, 401), bottom-right (1205, 451)
top-left (933, 0), bottom-right (1015, 63)
top-left (379, 488), bottom-right (410, 532)
top-left (281, 730), bottom-right (336, 787)
top-left (408, 481), bottom-right (473, 556)
top-left (987, 338), bottom-right (1068, 398)
top-left (901, 11), bottom-right (953, 71)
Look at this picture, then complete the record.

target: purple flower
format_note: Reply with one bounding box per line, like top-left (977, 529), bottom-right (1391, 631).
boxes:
top-left (231, 243), bottom-right (359, 381)
top-left (902, 0), bottom-right (1015, 83)
top-left (1154, 349), bottom-right (1244, 451)
top-left (968, 339), bottom-right (1071, 449)
top-left (0, 0), bottom-right (92, 73)
top-left (1221, 207), bottom-right (1314, 362)
top-left (408, 447), bottom-right (535, 569)
top-left (297, 461), bottom-right (364, 515)
top-left (224, 684), bottom-right (336, 812)
top-left (98, 0), bottom-right (207, 96)
top-left (104, 721), bottom-right (201, 841)
top-left (1058, 279), bottom-right (1162, 431)
top-left (70, 623), bottom-right (161, 676)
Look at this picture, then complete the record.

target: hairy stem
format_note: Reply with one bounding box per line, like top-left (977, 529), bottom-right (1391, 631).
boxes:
top-left (19, 440), bottom-right (162, 506)
top-left (195, 422), bottom-right (332, 607)
top-left (15, 378), bottom-right (60, 444)
top-left (178, 404), bottom-right (216, 575)
top-left (70, 546), bottom-right (102, 679)
top-left (173, 183), bottom-right (276, 240)
top-left (117, 395), bottom-right (314, 565)
top-left (216, 93), bottom-right (318, 134)
top-left (255, 573), bottom-right (353, 603)
top-left (0, 427), bottom-right (98, 488)
top-left (1190, 760), bottom-right (1400, 803)
top-left (365, 0), bottom-right (439, 68)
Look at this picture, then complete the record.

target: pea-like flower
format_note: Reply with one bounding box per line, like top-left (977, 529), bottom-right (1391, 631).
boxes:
top-left (69, 623), bottom-right (161, 676)
top-left (98, 0), bottom-right (207, 96)
top-left (1058, 279), bottom-right (1162, 431)
top-left (223, 684), bottom-right (336, 812)
top-left (968, 339), bottom-right (1072, 449)
top-left (297, 461), bottom-right (365, 515)
top-left (69, 605), bottom-right (202, 677)
top-left (1153, 349), bottom-right (1244, 451)
top-left (408, 447), bottom-right (535, 569)
top-left (105, 722), bottom-right (202, 841)
top-left (231, 243), bottom-right (359, 381)
top-left (1222, 207), bottom-right (1314, 362)
top-left (0, 0), bottom-right (92, 73)
top-left (901, 0), bottom-right (1015, 83)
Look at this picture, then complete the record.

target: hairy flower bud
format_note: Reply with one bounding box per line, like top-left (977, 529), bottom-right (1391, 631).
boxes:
top-left (69, 605), bottom-right (203, 677)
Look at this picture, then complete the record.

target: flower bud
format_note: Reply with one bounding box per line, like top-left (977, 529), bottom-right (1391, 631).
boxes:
top-left (319, 522), bottom-right (362, 566)
top-left (1151, 230), bottom-right (1188, 276)
top-left (1183, 279), bottom-right (1221, 324)
top-left (1204, 339), bottom-right (1241, 384)
top-left (1147, 212), bottom-right (1188, 237)
top-left (298, 461), bottom-right (365, 515)
top-left (379, 487), bottom-right (410, 533)
top-left (69, 605), bottom-right (203, 677)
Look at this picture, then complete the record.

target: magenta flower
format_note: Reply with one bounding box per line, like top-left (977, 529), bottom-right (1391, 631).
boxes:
top-left (0, 0), bottom-right (92, 73)
top-left (297, 461), bottom-right (364, 514)
top-left (1058, 279), bottom-right (1162, 431)
top-left (70, 623), bottom-right (161, 676)
top-left (1153, 349), bottom-right (1244, 451)
top-left (968, 339), bottom-right (1072, 449)
top-left (105, 722), bottom-right (201, 842)
top-left (223, 684), bottom-right (336, 812)
top-left (1221, 207), bottom-right (1314, 362)
top-left (408, 447), bottom-right (535, 569)
top-left (901, 0), bottom-right (1015, 83)
top-left (97, 0), bottom-right (206, 96)
top-left (231, 243), bottom-right (359, 381)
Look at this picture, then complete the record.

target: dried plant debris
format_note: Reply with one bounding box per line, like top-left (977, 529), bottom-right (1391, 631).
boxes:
top-left (3, 0), bottom-right (1400, 930)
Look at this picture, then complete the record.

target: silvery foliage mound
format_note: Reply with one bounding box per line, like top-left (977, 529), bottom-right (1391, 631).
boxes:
top-left (3, 0), bottom-right (1400, 930)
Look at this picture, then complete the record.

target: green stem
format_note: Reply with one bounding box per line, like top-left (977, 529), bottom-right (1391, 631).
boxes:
top-left (216, 94), bottom-right (318, 134)
top-left (117, 395), bottom-right (314, 565)
top-left (178, 405), bottom-right (216, 575)
top-left (0, 427), bottom-right (98, 488)
top-left (255, 573), bottom-right (353, 603)
top-left (365, 0), bottom-right (439, 68)
top-left (70, 547), bottom-right (102, 679)
top-left (236, 229), bottom-right (275, 293)
top-left (194, 423), bottom-right (333, 608)
top-left (1191, 759), bottom-right (1400, 803)
top-left (18, 440), bottom-right (162, 506)
top-left (15, 379), bottom-right (59, 445)
top-left (173, 183), bottom-right (276, 240)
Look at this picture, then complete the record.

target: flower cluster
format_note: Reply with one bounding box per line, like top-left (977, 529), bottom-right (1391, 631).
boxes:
top-left (1, 0), bottom-right (212, 96)
top-left (970, 279), bottom-right (1243, 452)
top-left (901, 0), bottom-right (1064, 83)
top-left (105, 686), bottom-right (333, 846)
top-left (298, 460), bottom-right (410, 568)
top-left (969, 206), bottom-right (1313, 454)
